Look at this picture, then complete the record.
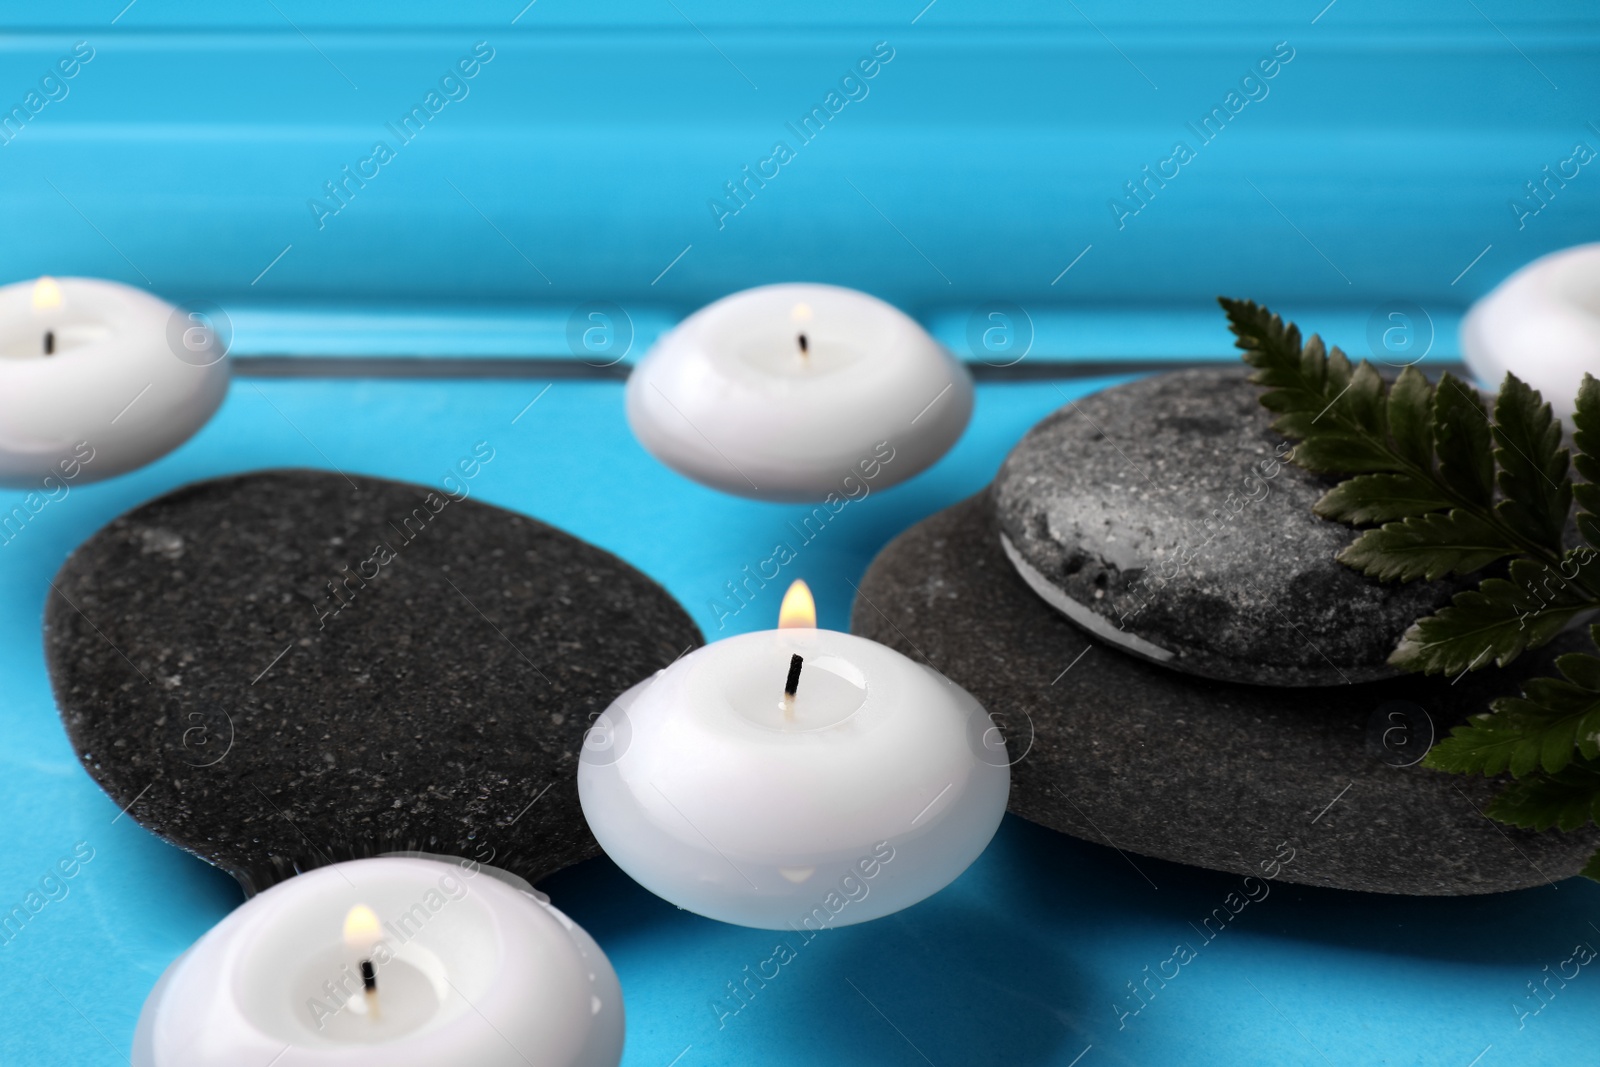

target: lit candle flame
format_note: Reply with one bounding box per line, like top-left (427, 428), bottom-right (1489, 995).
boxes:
top-left (777, 579), bottom-right (816, 629)
top-left (32, 277), bottom-right (62, 310)
top-left (342, 903), bottom-right (383, 955)
top-left (790, 302), bottom-right (814, 325)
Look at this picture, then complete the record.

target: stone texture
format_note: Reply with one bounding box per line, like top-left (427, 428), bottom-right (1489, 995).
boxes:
top-left (851, 491), bottom-right (1600, 895)
top-left (992, 367), bottom-right (1459, 686)
top-left (47, 469), bottom-right (701, 894)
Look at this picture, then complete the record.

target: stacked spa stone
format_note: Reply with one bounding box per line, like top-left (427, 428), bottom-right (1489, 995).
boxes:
top-left (852, 367), bottom-right (1600, 894)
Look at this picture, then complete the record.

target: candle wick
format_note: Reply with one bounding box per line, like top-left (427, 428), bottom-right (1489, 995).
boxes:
top-left (782, 654), bottom-right (803, 721)
top-left (43, 331), bottom-right (54, 356)
top-left (784, 653), bottom-right (803, 697)
top-left (797, 333), bottom-right (808, 357)
top-left (361, 959), bottom-right (380, 1020)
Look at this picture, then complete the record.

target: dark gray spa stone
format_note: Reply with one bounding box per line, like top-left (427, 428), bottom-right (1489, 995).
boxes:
top-left (46, 469), bottom-right (701, 895)
top-left (992, 367), bottom-right (1460, 686)
top-left (852, 491), bottom-right (1600, 895)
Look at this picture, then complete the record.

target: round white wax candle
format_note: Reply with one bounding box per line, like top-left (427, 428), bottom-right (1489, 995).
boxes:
top-left (625, 283), bottom-right (973, 501)
top-left (1462, 243), bottom-right (1600, 422)
top-left (578, 596), bottom-right (1010, 929)
top-left (0, 276), bottom-right (228, 487)
top-left (132, 857), bottom-right (623, 1067)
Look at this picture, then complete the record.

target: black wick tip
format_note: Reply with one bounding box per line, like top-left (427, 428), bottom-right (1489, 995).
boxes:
top-left (784, 653), bottom-right (804, 697)
top-left (43, 331), bottom-right (54, 356)
top-left (797, 333), bottom-right (808, 354)
top-left (360, 960), bottom-right (377, 991)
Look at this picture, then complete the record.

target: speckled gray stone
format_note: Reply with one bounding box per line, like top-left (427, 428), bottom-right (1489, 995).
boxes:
top-left (852, 491), bottom-right (1600, 895)
top-left (993, 368), bottom-right (1459, 686)
top-left (46, 469), bottom-right (701, 895)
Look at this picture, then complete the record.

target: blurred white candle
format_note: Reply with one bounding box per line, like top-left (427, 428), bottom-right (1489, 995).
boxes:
top-left (133, 857), bottom-right (623, 1067)
top-left (1462, 243), bottom-right (1600, 421)
top-left (579, 580), bottom-right (1010, 930)
top-left (0, 276), bottom-right (228, 487)
top-left (625, 283), bottom-right (972, 501)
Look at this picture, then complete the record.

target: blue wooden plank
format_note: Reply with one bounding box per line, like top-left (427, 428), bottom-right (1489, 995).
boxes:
top-left (0, 10), bottom-right (1595, 312)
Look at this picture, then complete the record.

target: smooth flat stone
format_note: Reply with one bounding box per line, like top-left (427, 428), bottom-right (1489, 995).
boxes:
top-left (992, 367), bottom-right (1458, 686)
top-left (46, 469), bottom-right (701, 894)
top-left (851, 491), bottom-right (1600, 895)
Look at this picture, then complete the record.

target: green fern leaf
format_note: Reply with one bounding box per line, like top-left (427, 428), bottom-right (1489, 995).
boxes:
top-left (1491, 373), bottom-right (1572, 554)
top-left (1484, 760), bottom-right (1600, 832)
top-left (1314, 472), bottom-right (1454, 524)
top-left (1337, 509), bottom-right (1510, 581)
top-left (1388, 565), bottom-right (1588, 674)
top-left (1433, 374), bottom-right (1495, 509)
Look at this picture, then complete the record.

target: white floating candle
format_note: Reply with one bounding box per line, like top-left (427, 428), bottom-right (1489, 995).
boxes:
top-left (133, 857), bottom-right (623, 1067)
top-left (579, 580), bottom-right (1010, 930)
top-left (625, 283), bottom-right (973, 501)
top-left (1461, 242), bottom-right (1600, 421)
top-left (0, 276), bottom-right (228, 487)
